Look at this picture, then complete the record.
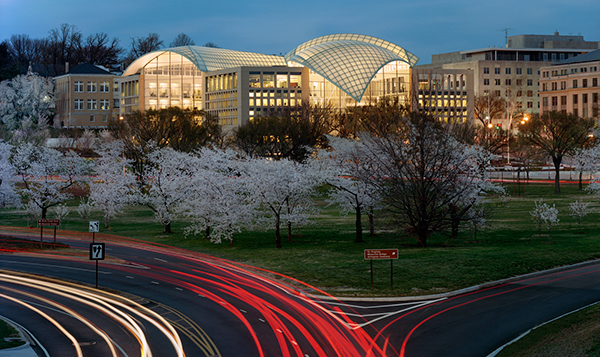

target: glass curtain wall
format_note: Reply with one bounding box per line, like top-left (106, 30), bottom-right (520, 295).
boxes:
top-left (305, 60), bottom-right (411, 109)
top-left (143, 52), bottom-right (203, 110)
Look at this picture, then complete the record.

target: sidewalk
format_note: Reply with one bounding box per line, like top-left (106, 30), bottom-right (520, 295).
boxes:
top-left (0, 317), bottom-right (43, 357)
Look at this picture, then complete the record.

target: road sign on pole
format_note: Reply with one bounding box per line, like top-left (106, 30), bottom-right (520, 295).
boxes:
top-left (364, 249), bottom-right (399, 290)
top-left (90, 243), bottom-right (105, 260)
top-left (89, 221), bottom-right (99, 233)
top-left (90, 242), bottom-right (105, 289)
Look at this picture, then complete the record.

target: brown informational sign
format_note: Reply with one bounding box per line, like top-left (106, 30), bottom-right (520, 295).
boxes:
top-left (364, 249), bottom-right (399, 260)
top-left (37, 219), bottom-right (60, 226)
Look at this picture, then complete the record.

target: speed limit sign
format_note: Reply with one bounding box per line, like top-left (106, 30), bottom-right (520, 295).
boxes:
top-left (89, 221), bottom-right (99, 233)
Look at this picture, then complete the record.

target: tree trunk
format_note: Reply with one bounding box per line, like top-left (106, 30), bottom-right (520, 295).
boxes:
top-left (275, 215), bottom-right (282, 248)
top-left (579, 171), bottom-right (583, 190)
top-left (553, 156), bottom-right (562, 194)
top-left (368, 206), bottom-right (375, 236)
top-left (449, 205), bottom-right (459, 239)
top-left (287, 221), bottom-right (292, 242)
top-left (164, 222), bottom-right (172, 234)
top-left (41, 207), bottom-right (47, 219)
top-left (104, 214), bottom-right (110, 229)
top-left (204, 225), bottom-right (211, 240)
top-left (355, 206), bottom-right (363, 243)
top-left (417, 224), bottom-right (428, 247)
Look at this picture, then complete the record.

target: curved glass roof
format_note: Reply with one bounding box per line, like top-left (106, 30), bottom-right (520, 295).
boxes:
top-left (285, 34), bottom-right (419, 102)
top-left (123, 46), bottom-right (286, 76)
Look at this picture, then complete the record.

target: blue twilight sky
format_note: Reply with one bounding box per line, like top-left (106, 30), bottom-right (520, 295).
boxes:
top-left (1, 0), bottom-right (599, 65)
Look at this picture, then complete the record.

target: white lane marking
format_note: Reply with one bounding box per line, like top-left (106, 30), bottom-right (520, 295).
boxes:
top-left (125, 276), bottom-right (134, 279)
top-left (151, 281), bottom-right (160, 285)
top-left (175, 287), bottom-right (183, 291)
top-left (1, 260), bottom-right (111, 274)
top-left (153, 258), bottom-right (168, 263)
top-left (240, 309), bottom-right (247, 313)
top-left (258, 318), bottom-right (266, 323)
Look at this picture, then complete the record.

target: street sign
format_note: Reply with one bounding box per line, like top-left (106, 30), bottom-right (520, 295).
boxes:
top-left (364, 249), bottom-right (399, 260)
top-left (38, 219), bottom-right (60, 227)
top-left (89, 221), bottom-right (100, 233)
top-left (90, 243), bottom-right (105, 260)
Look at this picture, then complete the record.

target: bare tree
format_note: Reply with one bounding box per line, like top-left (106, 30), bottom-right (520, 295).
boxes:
top-left (519, 111), bottom-right (595, 194)
top-left (170, 33), bottom-right (195, 47)
top-left (80, 33), bottom-right (123, 67)
top-left (122, 33), bottom-right (163, 66)
top-left (473, 94), bottom-right (505, 127)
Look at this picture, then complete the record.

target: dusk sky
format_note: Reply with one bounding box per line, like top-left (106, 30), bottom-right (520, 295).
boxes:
top-left (2, 0), bottom-right (599, 64)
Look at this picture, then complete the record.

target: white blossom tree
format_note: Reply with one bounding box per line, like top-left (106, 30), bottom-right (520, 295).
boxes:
top-left (530, 199), bottom-right (559, 241)
top-left (0, 141), bottom-right (20, 208)
top-left (318, 136), bottom-right (381, 242)
top-left (569, 200), bottom-right (590, 234)
top-left (244, 157), bottom-right (321, 248)
top-left (89, 140), bottom-right (135, 229)
top-left (132, 145), bottom-right (197, 233)
top-left (0, 71), bottom-right (54, 144)
top-left (11, 144), bottom-right (90, 219)
top-left (181, 149), bottom-right (252, 245)
top-left (76, 198), bottom-right (93, 221)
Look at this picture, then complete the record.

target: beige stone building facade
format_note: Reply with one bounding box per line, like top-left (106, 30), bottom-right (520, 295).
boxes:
top-left (539, 50), bottom-right (600, 120)
top-left (418, 33), bottom-right (600, 124)
top-left (54, 63), bottom-right (120, 128)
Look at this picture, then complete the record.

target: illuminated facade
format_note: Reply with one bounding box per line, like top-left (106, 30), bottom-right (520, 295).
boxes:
top-left (118, 34), bottom-right (477, 126)
top-left (118, 34), bottom-right (425, 128)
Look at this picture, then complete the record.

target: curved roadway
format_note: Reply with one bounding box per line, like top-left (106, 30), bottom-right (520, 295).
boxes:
top-left (1, 228), bottom-right (600, 356)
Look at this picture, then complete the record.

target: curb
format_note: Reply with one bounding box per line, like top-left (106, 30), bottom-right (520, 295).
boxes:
top-left (0, 316), bottom-right (45, 357)
top-left (306, 258), bottom-right (600, 302)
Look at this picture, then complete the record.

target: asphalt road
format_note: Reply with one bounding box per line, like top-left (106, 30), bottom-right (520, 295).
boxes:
top-left (2, 229), bottom-right (600, 356)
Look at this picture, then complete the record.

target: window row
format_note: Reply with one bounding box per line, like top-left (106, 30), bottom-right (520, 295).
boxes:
top-left (74, 81), bottom-right (112, 93)
top-left (249, 98), bottom-right (301, 107)
top-left (542, 66), bottom-right (599, 78)
top-left (483, 67), bottom-right (533, 75)
top-left (484, 79), bottom-right (534, 86)
top-left (249, 72), bottom-right (302, 89)
top-left (542, 78), bottom-right (599, 91)
top-left (249, 89), bottom-right (302, 98)
top-left (74, 99), bottom-right (111, 110)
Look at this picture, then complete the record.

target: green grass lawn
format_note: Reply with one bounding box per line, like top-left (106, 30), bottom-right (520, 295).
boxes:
top-left (0, 319), bottom-right (25, 350)
top-left (2, 182), bottom-right (600, 297)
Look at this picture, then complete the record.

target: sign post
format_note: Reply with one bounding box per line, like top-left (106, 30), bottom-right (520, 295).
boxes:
top-left (90, 243), bottom-right (105, 288)
top-left (364, 249), bottom-right (399, 290)
top-left (89, 221), bottom-right (99, 242)
top-left (37, 219), bottom-right (60, 248)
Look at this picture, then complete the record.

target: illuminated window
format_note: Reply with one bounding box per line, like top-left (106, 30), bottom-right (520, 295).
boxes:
top-left (249, 72), bottom-right (260, 88)
top-left (100, 99), bottom-right (110, 110)
top-left (290, 73), bottom-right (301, 88)
top-left (87, 99), bottom-right (97, 110)
top-left (277, 74), bottom-right (288, 88)
top-left (263, 73), bottom-right (274, 88)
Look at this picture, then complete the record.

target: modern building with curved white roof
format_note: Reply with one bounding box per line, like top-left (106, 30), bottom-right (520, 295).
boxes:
top-left (117, 34), bottom-right (470, 128)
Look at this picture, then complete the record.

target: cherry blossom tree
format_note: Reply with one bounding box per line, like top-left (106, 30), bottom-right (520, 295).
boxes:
top-left (90, 139), bottom-right (135, 229)
top-left (318, 136), bottom-right (381, 243)
top-left (0, 70), bottom-right (54, 144)
top-left (11, 144), bottom-right (90, 219)
top-left (0, 141), bottom-right (20, 208)
top-left (530, 199), bottom-right (559, 241)
top-left (569, 200), bottom-right (590, 234)
top-left (181, 148), bottom-right (252, 245)
top-left (244, 157), bottom-right (321, 248)
top-left (132, 145), bottom-right (197, 233)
